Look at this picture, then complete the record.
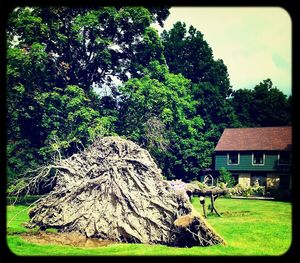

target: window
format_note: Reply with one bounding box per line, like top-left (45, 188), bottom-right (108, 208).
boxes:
top-left (227, 152), bottom-right (239, 165)
top-left (252, 153), bottom-right (265, 165)
top-left (278, 152), bottom-right (291, 165)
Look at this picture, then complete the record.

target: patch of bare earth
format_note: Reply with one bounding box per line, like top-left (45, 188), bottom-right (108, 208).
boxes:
top-left (21, 231), bottom-right (116, 248)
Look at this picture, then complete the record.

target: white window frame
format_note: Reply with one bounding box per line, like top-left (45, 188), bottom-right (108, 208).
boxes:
top-left (227, 152), bottom-right (240, 165)
top-left (278, 152), bottom-right (291, 165)
top-left (252, 152), bottom-right (265, 166)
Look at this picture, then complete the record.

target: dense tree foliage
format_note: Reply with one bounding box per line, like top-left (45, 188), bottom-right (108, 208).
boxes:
top-left (6, 6), bottom-right (169, 180)
top-left (161, 22), bottom-right (240, 145)
top-left (118, 61), bottom-right (213, 180)
top-left (191, 82), bottom-right (241, 144)
top-left (161, 22), bottom-right (231, 97)
top-left (7, 7), bottom-right (169, 90)
top-left (230, 79), bottom-right (291, 127)
top-left (6, 7), bottom-right (291, 185)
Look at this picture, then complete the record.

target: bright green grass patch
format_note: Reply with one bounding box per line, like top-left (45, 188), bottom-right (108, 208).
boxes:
top-left (7, 205), bottom-right (33, 234)
top-left (192, 198), bottom-right (292, 255)
top-left (6, 197), bottom-right (292, 256)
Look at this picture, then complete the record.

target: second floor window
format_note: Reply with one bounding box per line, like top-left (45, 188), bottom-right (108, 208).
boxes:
top-left (252, 153), bottom-right (265, 165)
top-left (227, 152), bottom-right (239, 165)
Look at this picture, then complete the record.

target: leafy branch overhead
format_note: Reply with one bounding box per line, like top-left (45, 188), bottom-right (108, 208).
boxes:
top-left (7, 7), bottom-right (168, 90)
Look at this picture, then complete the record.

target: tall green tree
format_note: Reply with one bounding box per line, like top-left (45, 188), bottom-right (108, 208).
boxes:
top-left (118, 61), bottom-right (213, 181)
top-left (7, 7), bottom-right (169, 90)
top-left (191, 82), bottom-right (241, 144)
top-left (228, 89), bottom-right (254, 127)
top-left (161, 22), bottom-right (231, 97)
top-left (7, 84), bottom-right (117, 181)
top-left (7, 7), bottom-right (169, 144)
top-left (161, 21), bottom-right (240, 147)
top-left (6, 6), bottom-right (169, 180)
top-left (230, 79), bottom-right (291, 127)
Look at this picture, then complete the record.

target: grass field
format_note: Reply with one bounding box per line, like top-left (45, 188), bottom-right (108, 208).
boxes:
top-left (6, 197), bottom-right (292, 256)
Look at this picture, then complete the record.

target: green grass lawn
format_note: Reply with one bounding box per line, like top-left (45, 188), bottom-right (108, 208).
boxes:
top-left (6, 197), bottom-right (292, 256)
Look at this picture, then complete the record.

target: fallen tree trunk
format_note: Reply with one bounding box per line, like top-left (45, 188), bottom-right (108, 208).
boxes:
top-left (194, 188), bottom-right (229, 197)
top-left (18, 136), bottom-right (224, 247)
top-left (183, 183), bottom-right (229, 217)
top-left (197, 187), bottom-right (228, 217)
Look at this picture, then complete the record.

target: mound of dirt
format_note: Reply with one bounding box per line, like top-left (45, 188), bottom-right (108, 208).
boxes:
top-left (25, 136), bottom-right (224, 247)
top-left (22, 231), bottom-right (115, 248)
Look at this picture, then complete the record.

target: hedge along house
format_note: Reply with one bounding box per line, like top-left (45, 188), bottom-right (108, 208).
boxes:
top-left (214, 126), bottom-right (292, 190)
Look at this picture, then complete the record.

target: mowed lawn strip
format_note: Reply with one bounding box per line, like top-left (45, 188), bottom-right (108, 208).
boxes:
top-left (192, 198), bottom-right (292, 255)
top-left (6, 197), bottom-right (292, 256)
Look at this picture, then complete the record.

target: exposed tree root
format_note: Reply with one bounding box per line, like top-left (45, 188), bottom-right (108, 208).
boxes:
top-left (13, 136), bottom-right (225, 247)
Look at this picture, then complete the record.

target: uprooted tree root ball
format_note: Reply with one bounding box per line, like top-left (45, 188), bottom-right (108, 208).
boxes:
top-left (21, 136), bottom-right (224, 247)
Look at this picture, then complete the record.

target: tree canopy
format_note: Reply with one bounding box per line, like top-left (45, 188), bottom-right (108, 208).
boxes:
top-left (6, 6), bottom-right (169, 180)
top-left (117, 61), bottom-right (213, 180)
top-left (161, 22), bottom-right (240, 146)
top-left (230, 79), bottom-right (291, 127)
top-left (7, 7), bottom-right (169, 90)
top-left (161, 22), bottom-right (232, 97)
top-left (6, 7), bottom-right (291, 186)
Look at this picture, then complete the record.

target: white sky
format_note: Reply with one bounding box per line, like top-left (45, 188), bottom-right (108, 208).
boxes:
top-left (154, 7), bottom-right (292, 96)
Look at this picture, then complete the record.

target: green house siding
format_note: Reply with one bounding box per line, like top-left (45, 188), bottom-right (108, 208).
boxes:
top-left (215, 152), bottom-right (287, 172)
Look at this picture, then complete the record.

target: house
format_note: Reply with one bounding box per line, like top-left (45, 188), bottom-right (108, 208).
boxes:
top-left (214, 126), bottom-right (292, 190)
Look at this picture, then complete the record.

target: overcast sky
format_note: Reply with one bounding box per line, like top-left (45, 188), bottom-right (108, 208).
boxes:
top-left (154, 7), bottom-right (292, 96)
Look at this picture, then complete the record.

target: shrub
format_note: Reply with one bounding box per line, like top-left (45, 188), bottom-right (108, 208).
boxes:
top-left (218, 168), bottom-right (235, 188)
top-left (251, 186), bottom-right (265, 196)
top-left (229, 184), bottom-right (265, 197)
top-left (217, 182), bottom-right (227, 189)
